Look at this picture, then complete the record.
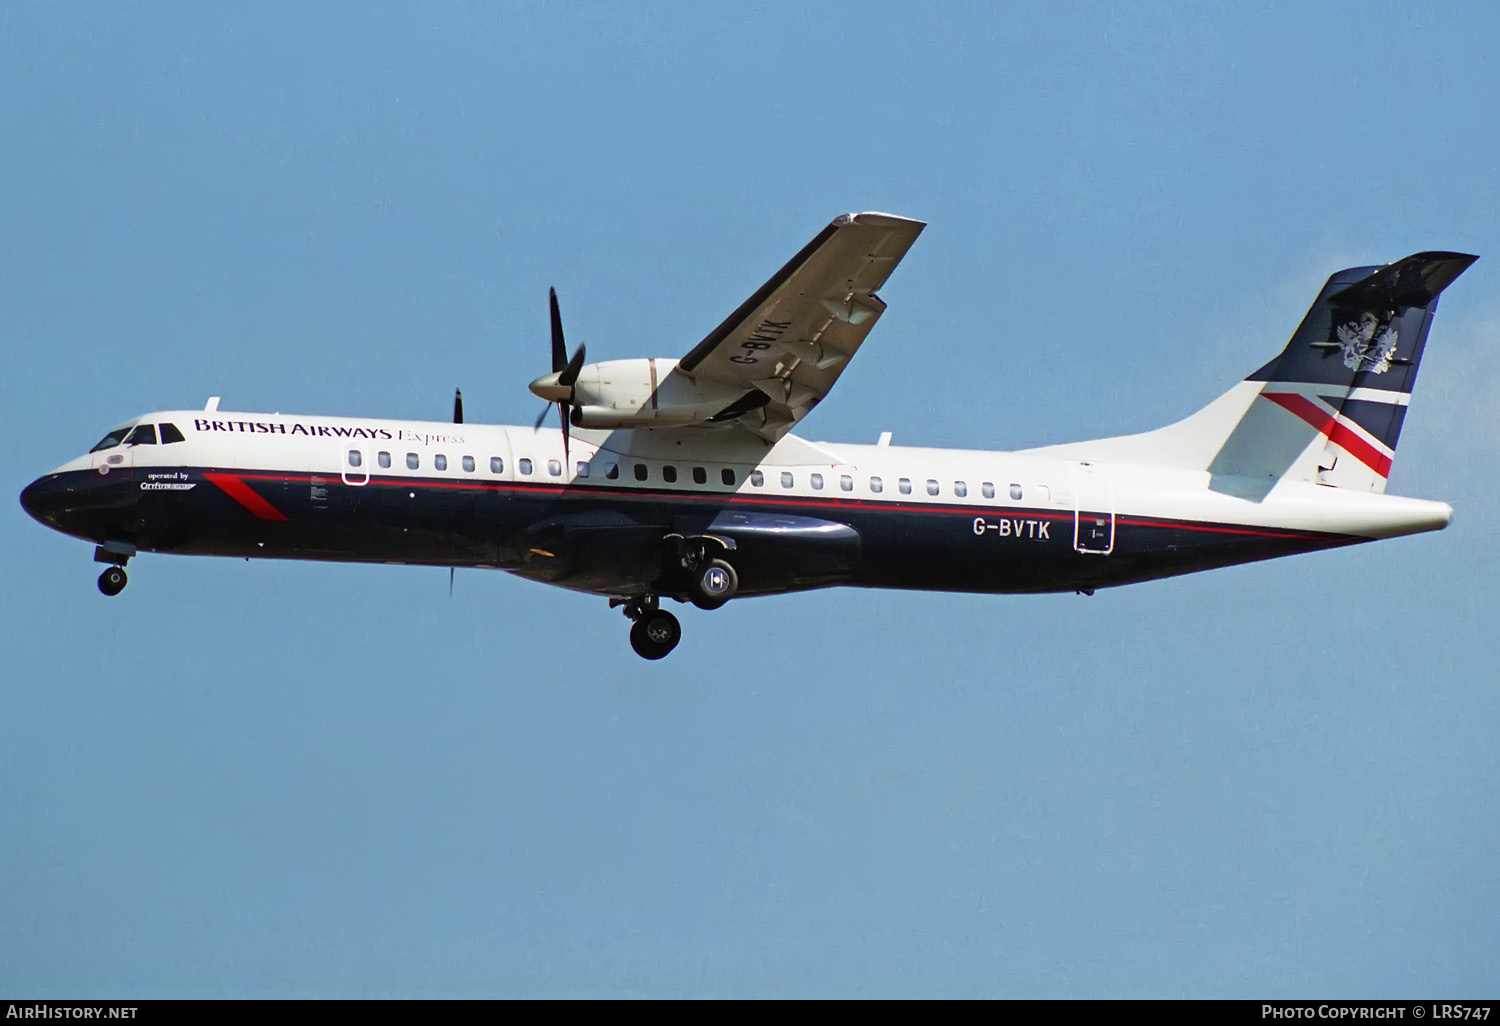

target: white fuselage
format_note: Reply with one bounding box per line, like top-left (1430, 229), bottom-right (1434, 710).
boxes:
top-left (52, 408), bottom-right (1452, 546)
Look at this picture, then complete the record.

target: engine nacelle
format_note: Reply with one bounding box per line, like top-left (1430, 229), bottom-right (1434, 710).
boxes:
top-left (566, 359), bottom-right (753, 429)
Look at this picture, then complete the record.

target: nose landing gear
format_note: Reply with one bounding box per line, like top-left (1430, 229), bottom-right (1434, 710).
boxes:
top-left (97, 565), bottom-right (128, 597)
top-left (93, 542), bottom-right (135, 598)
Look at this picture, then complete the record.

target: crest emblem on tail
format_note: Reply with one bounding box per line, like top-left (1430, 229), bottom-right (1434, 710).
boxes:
top-left (1333, 312), bottom-right (1399, 373)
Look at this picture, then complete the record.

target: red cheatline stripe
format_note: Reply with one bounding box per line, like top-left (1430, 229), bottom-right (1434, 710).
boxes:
top-left (1112, 516), bottom-right (1330, 540)
top-left (222, 470), bottom-right (1341, 541)
top-left (204, 473), bottom-right (290, 521)
top-left (1262, 392), bottom-right (1392, 478)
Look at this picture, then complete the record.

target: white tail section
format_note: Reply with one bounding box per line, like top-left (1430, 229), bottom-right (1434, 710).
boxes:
top-left (1017, 380), bottom-right (1336, 487)
top-left (1020, 251), bottom-right (1477, 495)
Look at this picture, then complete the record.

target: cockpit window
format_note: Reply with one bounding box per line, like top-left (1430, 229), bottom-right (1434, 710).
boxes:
top-left (159, 423), bottom-right (186, 444)
top-left (89, 425), bottom-right (134, 452)
top-left (124, 424), bottom-right (158, 446)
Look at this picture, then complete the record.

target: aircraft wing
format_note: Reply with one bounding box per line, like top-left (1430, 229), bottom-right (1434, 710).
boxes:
top-left (676, 211), bottom-right (925, 442)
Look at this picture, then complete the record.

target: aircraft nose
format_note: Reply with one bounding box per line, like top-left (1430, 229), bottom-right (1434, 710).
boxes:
top-left (20, 474), bottom-right (66, 525)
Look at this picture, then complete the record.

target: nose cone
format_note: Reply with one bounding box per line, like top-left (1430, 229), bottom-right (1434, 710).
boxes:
top-left (530, 371), bottom-right (571, 403)
top-left (20, 475), bottom-right (63, 526)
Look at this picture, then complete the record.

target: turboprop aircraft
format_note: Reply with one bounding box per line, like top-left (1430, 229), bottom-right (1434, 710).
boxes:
top-left (19, 213), bottom-right (1477, 659)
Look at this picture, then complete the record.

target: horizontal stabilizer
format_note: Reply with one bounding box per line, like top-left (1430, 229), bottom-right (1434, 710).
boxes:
top-left (1326, 251), bottom-right (1477, 311)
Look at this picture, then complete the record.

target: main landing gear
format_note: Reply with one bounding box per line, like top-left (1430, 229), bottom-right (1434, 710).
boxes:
top-left (93, 542), bottom-right (135, 598)
top-left (689, 558), bottom-right (738, 611)
top-left (615, 541), bottom-right (741, 660)
top-left (676, 537), bottom-right (739, 611)
top-left (621, 597), bottom-right (682, 660)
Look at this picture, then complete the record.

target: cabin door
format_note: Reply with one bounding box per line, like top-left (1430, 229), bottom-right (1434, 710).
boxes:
top-left (1073, 463), bottom-right (1114, 555)
top-left (340, 445), bottom-right (370, 486)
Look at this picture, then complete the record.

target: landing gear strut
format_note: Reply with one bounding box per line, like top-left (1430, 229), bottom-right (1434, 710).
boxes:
top-left (619, 596), bottom-right (682, 660)
top-left (98, 565), bottom-right (128, 597)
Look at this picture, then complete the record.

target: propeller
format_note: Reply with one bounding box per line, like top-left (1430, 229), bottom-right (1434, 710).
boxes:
top-left (529, 287), bottom-right (586, 464)
top-left (449, 389), bottom-right (463, 595)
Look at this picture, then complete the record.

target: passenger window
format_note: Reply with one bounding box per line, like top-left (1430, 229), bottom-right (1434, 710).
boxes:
top-left (490, 457), bottom-right (504, 473)
top-left (125, 424), bottom-right (158, 446)
top-left (462, 455), bottom-right (475, 473)
top-left (721, 468), bottom-right (735, 486)
top-left (548, 459), bottom-right (562, 477)
top-left (519, 458), bottom-right (533, 475)
top-left (954, 481), bottom-right (968, 497)
top-left (158, 423), bottom-right (186, 444)
top-left (576, 461), bottom-right (590, 478)
top-left (899, 478), bottom-right (912, 495)
top-left (780, 472), bottom-right (794, 488)
top-left (407, 453), bottom-right (420, 470)
top-left (435, 454), bottom-right (448, 471)
top-left (810, 473), bottom-right (824, 490)
top-left (982, 482), bottom-right (995, 499)
top-left (926, 479), bottom-right (939, 496)
top-left (1010, 483), bottom-right (1023, 500)
top-left (750, 470), bottom-right (764, 487)
top-left (663, 465), bottom-right (678, 483)
top-left (692, 466), bottom-right (707, 485)
top-left (378, 451), bottom-right (392, 469)
top-left (870, 476), bottom-right (883, 493)
top-left (347, 450), bottom-right (362, 467)
top-left (634, 463), bottom-right (648, 481)
top-left (840, 475), bottom-right (853, 492)
top-left (605, 463), bottom-right (619, 480)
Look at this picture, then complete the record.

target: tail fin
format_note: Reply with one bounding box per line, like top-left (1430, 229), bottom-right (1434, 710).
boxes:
top-left (1219, 251), bottom-right (1476, 491)
top-left (1023, 252), bottom-right (1477, 493)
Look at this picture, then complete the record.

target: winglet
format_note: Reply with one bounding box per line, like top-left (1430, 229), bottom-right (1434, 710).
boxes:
top-left (838, 211), bottom-right (929, 231)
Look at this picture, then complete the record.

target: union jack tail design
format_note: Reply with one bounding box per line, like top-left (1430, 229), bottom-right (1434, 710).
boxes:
top-left (1237, 251), bottom-right (1477, 492)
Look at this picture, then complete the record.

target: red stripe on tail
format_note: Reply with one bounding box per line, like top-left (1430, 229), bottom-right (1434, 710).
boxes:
top-left (1262, 392), bottom-right (1393, 478)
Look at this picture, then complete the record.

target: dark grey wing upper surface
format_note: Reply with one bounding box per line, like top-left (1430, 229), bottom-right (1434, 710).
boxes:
top-left (676, 212), bottom-right (925, 441)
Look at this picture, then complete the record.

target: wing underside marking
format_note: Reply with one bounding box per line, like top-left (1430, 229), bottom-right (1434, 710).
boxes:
top-left (671, 212), bottom-right (926, 443)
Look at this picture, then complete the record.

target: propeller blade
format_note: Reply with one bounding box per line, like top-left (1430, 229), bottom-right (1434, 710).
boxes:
top-left (449, 567), bottom-right (455, 597)
top-left (549, 287), bottom-right (566, 373)
top-left (559, 343), bottom-right (586, 388)
top-left (543, 291), bottom-right (583, 459)
top-left (453, 388), bottom-right (464, 424)
top-left (533, 402), bottom-right (552, 431)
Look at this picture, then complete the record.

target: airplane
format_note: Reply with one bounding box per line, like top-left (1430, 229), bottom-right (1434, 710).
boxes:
top-left (19, 212), bottom-right (1477, 659)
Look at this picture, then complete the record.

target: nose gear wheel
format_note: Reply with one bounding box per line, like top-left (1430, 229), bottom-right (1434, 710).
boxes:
top-left (98, 566), bottom-right (128, 596)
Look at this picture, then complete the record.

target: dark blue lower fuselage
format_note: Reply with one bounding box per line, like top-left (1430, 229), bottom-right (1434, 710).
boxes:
top-left (20, 465), bottom-right (1358, 600)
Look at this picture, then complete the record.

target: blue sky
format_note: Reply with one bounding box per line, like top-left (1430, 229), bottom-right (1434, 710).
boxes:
top-left (3, 1), bottom-right (1497, 998)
